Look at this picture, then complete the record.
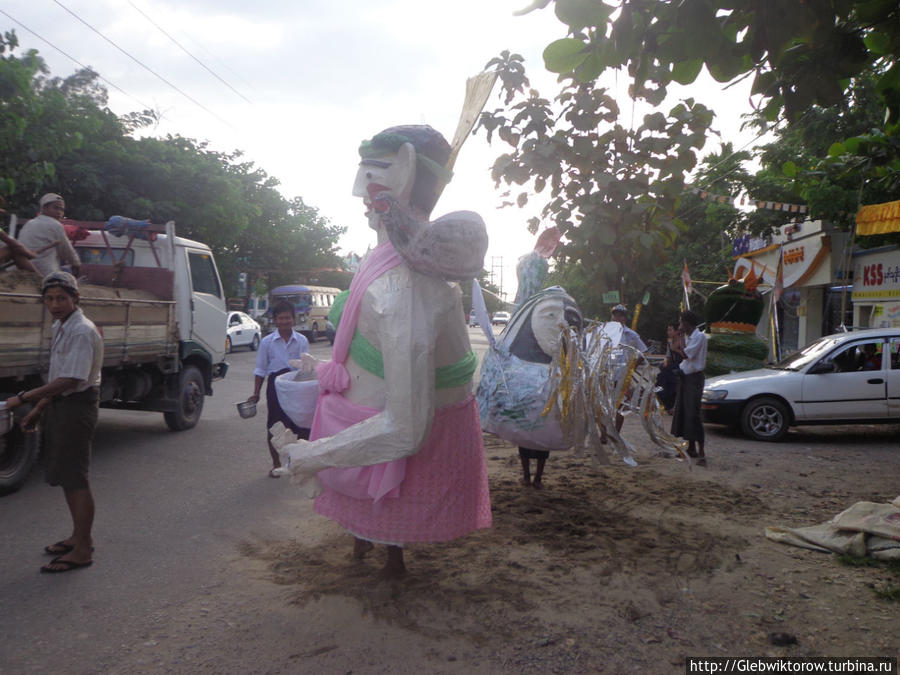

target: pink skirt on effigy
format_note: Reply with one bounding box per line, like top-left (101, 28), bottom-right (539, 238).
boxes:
top-left (311, 392), bottom-right (492, 544)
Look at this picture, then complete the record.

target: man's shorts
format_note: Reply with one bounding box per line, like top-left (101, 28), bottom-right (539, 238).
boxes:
top-left (42, 388), bottom-right (99, 490)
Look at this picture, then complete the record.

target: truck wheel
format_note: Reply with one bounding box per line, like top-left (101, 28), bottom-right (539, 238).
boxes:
top-left (164, 366), bottom-right (205, 431)
top-left (0, 424), bottom-right (40, 495)
top-left (310, 323), bottom-right (319, 343)
top-left (740, 396), bottom-right (789, 441)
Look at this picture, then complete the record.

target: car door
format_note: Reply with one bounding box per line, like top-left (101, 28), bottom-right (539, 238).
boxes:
top-left (241, 313), bottom-right (257, 340)
top-left (889, 337), bottom-right (900, 418)
top-left (228, 312), bottom-right (245, 346)
top-left (800, 339), bottom-right (889, 420)
top-left (186, 249), bottom-right (227, 360)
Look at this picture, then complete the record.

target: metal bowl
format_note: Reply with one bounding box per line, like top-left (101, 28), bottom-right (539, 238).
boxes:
top-left (236, 400), bottom-right (257, 419)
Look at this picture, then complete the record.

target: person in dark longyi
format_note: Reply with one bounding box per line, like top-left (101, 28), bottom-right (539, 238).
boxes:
top-left (247, 300), bottom-right (310, 477)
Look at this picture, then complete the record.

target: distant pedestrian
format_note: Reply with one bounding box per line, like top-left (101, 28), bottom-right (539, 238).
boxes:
top-left (18, 194), bottom-right (81, 276)
top-left (601, 304), bottom-right (648, 443)
top-left (670, 310), bottom-right (708, 465)
top-left (247, 300), bottom-right (310, 477)
top-left (4, 271), bottom-right (103, 573)
top-left (656, 320), bottom-right (684, 412)
top-left (518, 447), bottom-right (549, 489)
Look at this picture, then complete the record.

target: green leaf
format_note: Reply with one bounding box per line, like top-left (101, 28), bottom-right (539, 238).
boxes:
top-left (782, 160), bottom-right (797, 177)
top-left (575, 51), bottom-right (607, 83)
top-left (827, 142), bottom-right (846, 157)
top-left (751, 71), bottom-right (777, 97)
top-left (671, 59), bottom-right (703, 85)
top-left (876, 62), bottom-right (900, 97)
top-left (543, 38), bottom-right (589, 74)
top-left (706, 53), bottom-right (744, 83)
top-left (596, 222), bottom-right (617, 246)
top-left (554, 0), bottom-right (613, 31)
top-left (863, 31), bottom-right (890, 56)
top-left (843, 137), bottom-right (861, 154)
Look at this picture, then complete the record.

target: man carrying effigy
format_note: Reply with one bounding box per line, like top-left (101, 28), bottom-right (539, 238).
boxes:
top-left (275, 125), bottom-right (492, 578)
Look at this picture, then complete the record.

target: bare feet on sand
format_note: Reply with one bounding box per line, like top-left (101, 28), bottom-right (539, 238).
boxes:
top-left (352, 538), bottom-right (374, 560)
top-left (379, 546), bottom-right (407, 580)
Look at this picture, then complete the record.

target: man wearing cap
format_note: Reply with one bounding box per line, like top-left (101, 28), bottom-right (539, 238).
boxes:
top-left (601, 304), bottom-right (649, 443)
top-left (4, 271), bottom-right (103, 573)
top-left (18, 194), bottom-right (81, 277)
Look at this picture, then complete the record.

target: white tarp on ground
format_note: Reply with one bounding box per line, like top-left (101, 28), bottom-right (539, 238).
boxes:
top-left (765, 496), bottom-right (900, 560)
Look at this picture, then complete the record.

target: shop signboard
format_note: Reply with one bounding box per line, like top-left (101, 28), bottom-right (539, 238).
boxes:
top-left (851, 250), bottom-right (900, 301)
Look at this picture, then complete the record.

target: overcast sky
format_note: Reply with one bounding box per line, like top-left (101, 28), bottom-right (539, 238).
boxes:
top-left (3, 0), bottom-right (758, 300)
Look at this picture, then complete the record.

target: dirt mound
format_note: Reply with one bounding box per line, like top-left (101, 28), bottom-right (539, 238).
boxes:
top-left (0, 268), bottom-right (158, 301)
top-left (241, 437), bottom-right (761, 650)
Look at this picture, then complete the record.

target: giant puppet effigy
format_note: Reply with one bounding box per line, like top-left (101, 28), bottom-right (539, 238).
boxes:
top-left (270, 123), bottom-right (492, 578)
top-left (704, 268), bottom-right (769, 376)
top-left (475, 233), bottom-right (688, 467)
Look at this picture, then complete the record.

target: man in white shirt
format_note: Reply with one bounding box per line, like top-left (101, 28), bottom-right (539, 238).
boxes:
top-left (601, 304), bottom-right (649, 442)
top-left (4, 271), bottom-right (103, 572)
top-left (670, 310), bottom-right (708, 464)
top-left (18, 193), bottom-right (81, 277)
top-left (247, 300), bottom-right (310, 477)
top-left (611, 304), bottom-right (648, 354)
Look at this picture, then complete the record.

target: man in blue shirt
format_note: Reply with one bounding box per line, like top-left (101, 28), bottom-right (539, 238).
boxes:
top-left (248, 301), bottom-right (310, 477)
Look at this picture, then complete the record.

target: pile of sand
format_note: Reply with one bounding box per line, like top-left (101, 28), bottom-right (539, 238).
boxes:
top-left (0, 269), bottom-right (158, 301)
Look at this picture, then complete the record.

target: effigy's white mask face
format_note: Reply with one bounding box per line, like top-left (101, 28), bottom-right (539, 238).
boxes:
top-left (351, 142), bottom-right (417, 230)
top-left (531, 297), bottom-right (567, 358)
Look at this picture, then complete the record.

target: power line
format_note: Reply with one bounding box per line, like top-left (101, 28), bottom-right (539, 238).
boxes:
top-left (126, 0), bottom-right (252, 104)
top-left (52, 0), bottom-right (236, 130)
top-left (0, 8), bottom-right (154, 111)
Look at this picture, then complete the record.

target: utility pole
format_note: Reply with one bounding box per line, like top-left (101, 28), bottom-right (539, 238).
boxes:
top-left (490, 256), bottom-right (504, 302)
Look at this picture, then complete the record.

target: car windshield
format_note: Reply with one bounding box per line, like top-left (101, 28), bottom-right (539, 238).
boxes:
top-left (770, 335), bottom-right (844, 371)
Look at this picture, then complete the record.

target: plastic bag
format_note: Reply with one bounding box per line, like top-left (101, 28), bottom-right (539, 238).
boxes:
top-left (274, 369), bottom-right (319, 429)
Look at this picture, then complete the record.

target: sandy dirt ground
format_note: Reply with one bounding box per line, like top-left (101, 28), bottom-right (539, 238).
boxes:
top-left (112, 421), bottom-right (900, 674)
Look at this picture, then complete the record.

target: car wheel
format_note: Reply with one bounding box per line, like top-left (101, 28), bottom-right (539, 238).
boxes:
top-left (0, 414), bottom-right (40, 495)
top-left (250, 334), bottom-right (260, 351)
top-left (740, 396), bottom-right (789, 441)
top-left (225, 336), bottom-right (232, 354)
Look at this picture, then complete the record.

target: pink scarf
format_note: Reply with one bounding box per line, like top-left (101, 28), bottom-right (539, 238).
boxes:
top-left (316, 241), bottom-right (401, 393)
top-left (311, 241), bottom-right (407, 503)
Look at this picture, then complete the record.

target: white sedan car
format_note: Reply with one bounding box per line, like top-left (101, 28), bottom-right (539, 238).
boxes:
top-left (225, 311), bottom-right (261, 353)
top-left (492, 311), bottom-right (511, 326)
top-left (702, 327), bottom-right (900, 441)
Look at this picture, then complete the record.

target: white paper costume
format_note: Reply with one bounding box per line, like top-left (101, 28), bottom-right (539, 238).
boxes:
top-left (477, 286), bottom-right (583, 451)
top-left (276, 125), bottom-right (492, 545)
top-left (475, 231), bottom-right (688, 466)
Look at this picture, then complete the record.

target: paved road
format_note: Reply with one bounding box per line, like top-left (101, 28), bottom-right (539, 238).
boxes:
top-left (0, 339), bottom-right (340, 674)
top-left (0, 328), bottom-right (503, 673)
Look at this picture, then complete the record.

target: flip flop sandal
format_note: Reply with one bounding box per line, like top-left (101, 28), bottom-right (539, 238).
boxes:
top-left (41, 557), bottom-right (94, 574)
top-left (44, 542), bottom-right (94, 555)
top-left (44, 541), bottom-right (74, 555)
